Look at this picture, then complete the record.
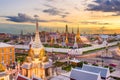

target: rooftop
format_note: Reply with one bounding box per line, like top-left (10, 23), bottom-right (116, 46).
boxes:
top-left (70, 68), bottom-right (101, 80)
top-left (82, 64), bottom-right (110, 78)
top-left (0, 42), bottom-right (14, 48)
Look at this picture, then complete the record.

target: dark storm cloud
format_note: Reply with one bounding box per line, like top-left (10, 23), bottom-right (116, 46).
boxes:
top-left (80, 21), bottom-right (110, 25)
top-left (5, 13), bottom-right (71, 23)
top-left (43, 4), bottom-right (70, 18)
top-left (87, 0), bottom-right (120, 12)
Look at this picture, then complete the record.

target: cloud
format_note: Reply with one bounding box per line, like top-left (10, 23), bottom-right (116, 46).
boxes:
top-left (5, 13), bottom-right (71, 23)
top-left (6, 13), bottom-right (48, 23)
top-left (43, 4), bottom-right (70, 18)
top-left (43, 4), bottom-right (54, 8)
top-left (112, 12), bottom-right (120, 16)
top-left (43, 8), bottom-right (61, 15)
top-left (46, 0), bottom-right (55, 2)
top-left (87, 0), bottom-right (120, 12)
top-left (80, 21), bottom-right (110, 25)
top-left (74, 7), bottom-right (80, 11)
top-left (49, 20), bottom-right (71, 23)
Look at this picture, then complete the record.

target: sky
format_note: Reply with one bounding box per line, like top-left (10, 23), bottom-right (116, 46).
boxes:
top-left (0, 0), bottom-right (120, 34)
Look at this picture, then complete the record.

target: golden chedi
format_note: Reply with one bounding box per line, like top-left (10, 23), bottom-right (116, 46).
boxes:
top-left (65, 35), bottom-right (69, 45)
top-left (75, 27), bottom-right (82, 44)
top-left (65, 24), bottom-right (69, 45)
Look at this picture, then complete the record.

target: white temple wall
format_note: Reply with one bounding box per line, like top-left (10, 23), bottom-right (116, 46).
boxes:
top-left (14, 41), bottom-right (118, 54)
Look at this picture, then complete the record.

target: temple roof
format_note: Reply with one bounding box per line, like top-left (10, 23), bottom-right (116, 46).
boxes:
top-left (32, 75), bottom-right (42, 80)
top-left (0, 63), bottom-right (6, 72)
top-left (31, 20), bottom-right (43, 49)
top-left (70, 69), bottom-right (102, 80)
top-left (16, 74), bottom-right (30, 80)
top-left (82, 64), bottom-right (110, 78)
top-left (22, 63), bottom-right (32, 69)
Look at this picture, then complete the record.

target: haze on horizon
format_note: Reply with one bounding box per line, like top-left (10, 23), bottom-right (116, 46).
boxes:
top-left (0, 0), bottom-right (120, 34)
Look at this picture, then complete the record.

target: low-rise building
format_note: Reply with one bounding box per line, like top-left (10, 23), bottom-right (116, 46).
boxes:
top-left (82, 64), bottom-right (110, 79)
top-left (70, 64), bottom-right (110, 80)
top-left (70, 69), bottom-right (102, 80)
top-left (0, 42), bottom-right (15, 65)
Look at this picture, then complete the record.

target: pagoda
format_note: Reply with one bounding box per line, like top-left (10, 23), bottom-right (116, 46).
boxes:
top-left (65, 24), bottom-right (69, 45)
top-left (75, 27), bottom-right (82, 44)
top-left (21, 18), bottom-right (53, 80)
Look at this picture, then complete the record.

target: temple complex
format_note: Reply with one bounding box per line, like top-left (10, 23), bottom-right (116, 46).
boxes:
top-left (21, 19), bottom-right (53, 80)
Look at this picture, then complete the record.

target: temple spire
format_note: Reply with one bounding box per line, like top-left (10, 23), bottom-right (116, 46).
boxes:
top-left (65, 24), bottom-right (69, 45)
top-left (32, 16), bottom-right (43, 48)
top-left (36, 20), bottom-right (39, 32)
top-left (77, 26), bottom-right (80, 35)
top-left (56, 28), bottom-right (59, 33)
top-left (72, 27), bottom-right (74, 34)
top-left (65, 24), bottom-right (68, 33)
top-left (75, 26), bottom-right (82, 44)
top-left (65, 36), bottom-right (69, 44)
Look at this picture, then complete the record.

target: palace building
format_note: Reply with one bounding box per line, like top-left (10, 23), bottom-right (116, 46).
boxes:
top-left (0, 42), bottom-right (15, 65)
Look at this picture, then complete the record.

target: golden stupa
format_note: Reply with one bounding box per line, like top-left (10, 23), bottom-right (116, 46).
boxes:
top-left (75, 27), bottom-right (82, 44)
top-left (65, 24), bottom-right (69, 45)
top-left (50, 37), bottom-right (54, 45)
top-left (65, 35), bottom-right (69, 45)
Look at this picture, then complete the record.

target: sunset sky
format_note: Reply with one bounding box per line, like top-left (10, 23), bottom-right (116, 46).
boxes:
top-left (0, 0), bottom-right (120, 34)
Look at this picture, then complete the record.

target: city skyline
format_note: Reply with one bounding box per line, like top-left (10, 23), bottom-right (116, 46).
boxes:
top-left (0, 0), bottom-right (120, 34)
